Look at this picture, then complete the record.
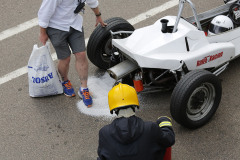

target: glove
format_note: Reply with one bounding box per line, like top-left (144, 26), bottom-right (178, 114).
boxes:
top-left (156, 116), bottom-right (172, 128)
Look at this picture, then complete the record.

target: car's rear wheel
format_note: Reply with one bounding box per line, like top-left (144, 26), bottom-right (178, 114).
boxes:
top-left (87, 17), bottom-right (134, 70)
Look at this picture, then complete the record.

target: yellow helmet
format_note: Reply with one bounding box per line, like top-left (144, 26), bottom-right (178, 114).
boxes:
top-left (108, 83), bottom-right (139, 114)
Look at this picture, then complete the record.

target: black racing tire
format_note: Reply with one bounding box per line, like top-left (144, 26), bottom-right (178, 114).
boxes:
top-left (170, 70), bottom-right (222, 129)
top-left (87, 17), bottom-right (135, 70)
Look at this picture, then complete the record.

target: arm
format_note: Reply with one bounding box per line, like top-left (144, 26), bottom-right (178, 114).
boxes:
top-left (86, 0), bottom-right (107, 27)
top-left (38, 0), bottom-right (59, 45)
top-left (91, 7), bottom-right (107, 27)
top-left (39, 27), bottom-right (48, 45)
top-left (155, 116), bottom-right (175, 148)
top-left (97, 129), bottom-right (107, 160)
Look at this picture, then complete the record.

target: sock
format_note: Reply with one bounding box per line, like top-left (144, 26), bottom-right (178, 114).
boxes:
top-left (63, 80), bottom-right (69, 84)
top-left (81, 87), bottom-right (87, 91)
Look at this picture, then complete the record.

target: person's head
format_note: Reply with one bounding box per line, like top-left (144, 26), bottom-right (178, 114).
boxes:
top-left (108, 83), bottom-right (139, 117)
top-left (208, 15), bottom-right (234, 35)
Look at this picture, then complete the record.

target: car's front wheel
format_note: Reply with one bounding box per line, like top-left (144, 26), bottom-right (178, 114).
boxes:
top-left (170, 70), bottom-right (222, 129)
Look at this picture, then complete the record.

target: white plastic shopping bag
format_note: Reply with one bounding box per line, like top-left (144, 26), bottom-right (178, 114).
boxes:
top-left (28, 42), bottom-right (63, 97)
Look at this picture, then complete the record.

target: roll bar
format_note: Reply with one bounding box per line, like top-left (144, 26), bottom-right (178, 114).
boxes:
top-left (172, 0), bottom-right (202, 32)
top-left (172, 0), bottom-right (238, 33)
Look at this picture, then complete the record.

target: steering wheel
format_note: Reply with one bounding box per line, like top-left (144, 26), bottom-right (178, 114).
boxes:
top-left (229, 3), bottom-right (240, 25)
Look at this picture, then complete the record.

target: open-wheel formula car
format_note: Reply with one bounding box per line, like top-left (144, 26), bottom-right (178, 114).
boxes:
top-left (87, 0), bottom-right (240, 129)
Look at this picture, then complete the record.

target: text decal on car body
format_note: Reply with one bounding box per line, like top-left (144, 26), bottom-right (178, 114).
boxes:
top-left (197, 52), bottom-right (223, 66)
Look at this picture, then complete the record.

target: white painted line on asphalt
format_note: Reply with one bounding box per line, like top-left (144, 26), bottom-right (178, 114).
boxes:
top-left (128, 0), bottom-right (179, 25)
top-left (0, 52), bottom-right (57, 86)
top-left (0, 0), bottom-right (178, 86)
top-left (0, 18), bottom-right (38, 41)
top-left (0, 39), bottom-right (87, 85)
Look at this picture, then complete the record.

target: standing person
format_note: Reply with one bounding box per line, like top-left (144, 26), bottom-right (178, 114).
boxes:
top-left (38, 0), bottom-right (107, 107)
top-left (97, 83), bottom-right (175, 160)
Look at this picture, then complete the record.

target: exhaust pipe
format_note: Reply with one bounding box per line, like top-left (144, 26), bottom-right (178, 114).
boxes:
top-left (161, 19), bottom-right (169, 33)
top-left (107, 59), bottom-right (139, 80)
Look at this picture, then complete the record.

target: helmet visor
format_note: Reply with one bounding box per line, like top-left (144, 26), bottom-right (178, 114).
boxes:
top-left (209, 23), bottom-right (229, 34)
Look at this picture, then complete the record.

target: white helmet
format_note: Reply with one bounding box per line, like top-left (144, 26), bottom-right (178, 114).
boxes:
top-left (208, 15), bottom-right (234, 35)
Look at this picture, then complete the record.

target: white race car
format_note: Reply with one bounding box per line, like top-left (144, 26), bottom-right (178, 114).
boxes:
top-left (87, 0), bottom-right (240, 129)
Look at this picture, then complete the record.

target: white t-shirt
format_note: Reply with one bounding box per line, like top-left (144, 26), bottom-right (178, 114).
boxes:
top-left (38, 0), bottom-right (99, 32)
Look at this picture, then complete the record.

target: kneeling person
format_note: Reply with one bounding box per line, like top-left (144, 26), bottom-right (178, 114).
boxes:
top-left (97, 83), bottom-right (175, 160)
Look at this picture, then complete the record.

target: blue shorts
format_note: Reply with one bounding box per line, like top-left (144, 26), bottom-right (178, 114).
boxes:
top-left (46, 27), bottom-right (85, 59)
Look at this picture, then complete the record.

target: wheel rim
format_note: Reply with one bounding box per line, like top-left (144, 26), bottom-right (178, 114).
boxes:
top-left (100, 33), bottom-right (131, 64)
top-left (186, 82), bottom-right (216, 121)
top-left (100, 36), bottom-right (112, 63)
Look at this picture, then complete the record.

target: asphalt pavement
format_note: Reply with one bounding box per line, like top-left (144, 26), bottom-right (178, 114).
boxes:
top-left (1, 0), bottom-right (240, 160)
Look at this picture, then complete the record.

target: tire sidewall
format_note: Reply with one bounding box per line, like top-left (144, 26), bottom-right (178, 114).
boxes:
top-left (171, 70), bottom-right (222, 129)
top-left (87, 17), bottom-right (134, 69)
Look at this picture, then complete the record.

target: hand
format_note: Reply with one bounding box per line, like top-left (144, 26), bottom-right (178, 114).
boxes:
top-left (39, 32), bottom-right (48, 45)
top-left (39, 27), bottom-right (48, 45)
top-left (95, 16), bottom-right (107, 27)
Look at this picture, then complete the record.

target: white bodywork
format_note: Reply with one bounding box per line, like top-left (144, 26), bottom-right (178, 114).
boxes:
top-left (112, 16), bottom-right (240, 71)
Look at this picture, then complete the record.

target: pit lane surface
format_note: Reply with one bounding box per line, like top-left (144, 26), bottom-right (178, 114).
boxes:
top-left (1, 0), bottom-right (239, 159)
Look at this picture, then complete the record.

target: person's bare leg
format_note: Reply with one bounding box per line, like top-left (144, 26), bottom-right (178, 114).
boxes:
top-left (58, 56), bottom-right (71, 81)
top-left (74, 51), bottom-right (88, 88)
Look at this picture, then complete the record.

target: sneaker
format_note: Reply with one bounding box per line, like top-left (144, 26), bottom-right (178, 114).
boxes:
top-left (78, 88), bottom-right (92, 107)
top-left (62, 80), bottom-right (76, 97)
